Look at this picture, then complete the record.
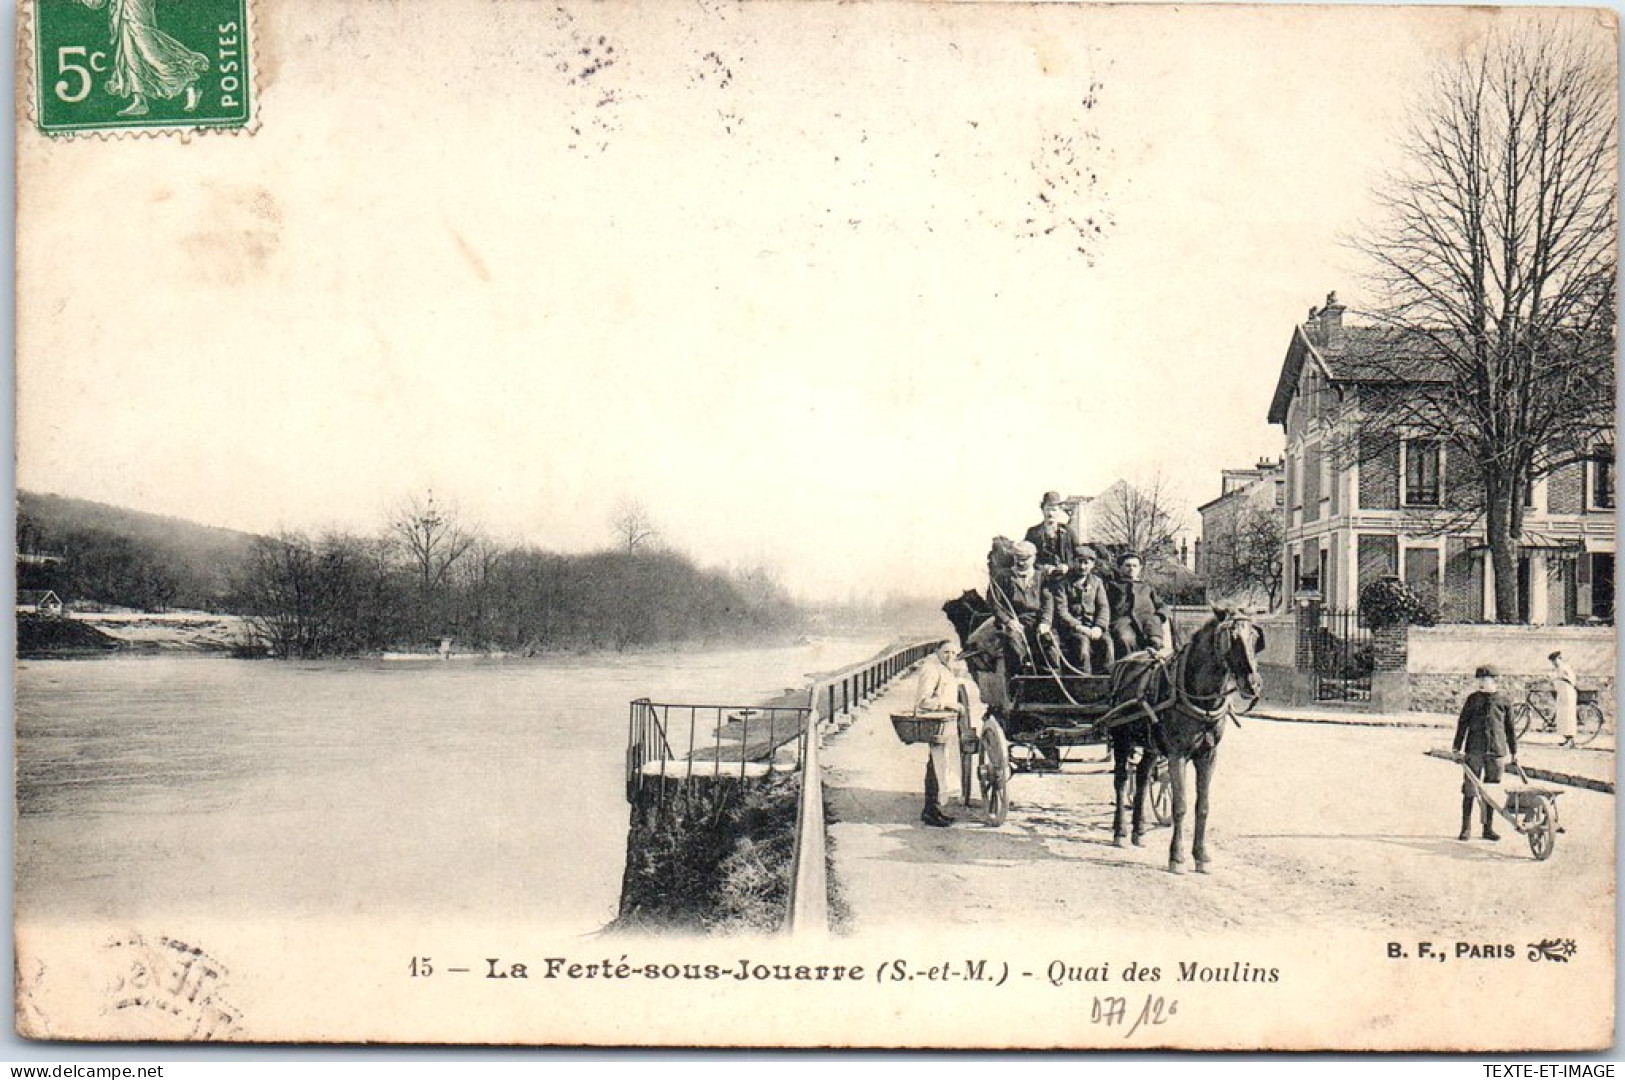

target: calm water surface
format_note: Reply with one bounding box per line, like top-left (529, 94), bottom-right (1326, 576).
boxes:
top-left (16, 638), bottom-right (891, 934)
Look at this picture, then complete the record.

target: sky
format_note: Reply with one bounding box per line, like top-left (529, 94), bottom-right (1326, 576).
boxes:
top-left (15, 1), bottom-right (1609, 601)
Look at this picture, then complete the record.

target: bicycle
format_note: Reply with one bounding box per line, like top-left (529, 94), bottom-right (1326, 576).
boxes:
top-left (1512, 678), bottom-right (1607, 746)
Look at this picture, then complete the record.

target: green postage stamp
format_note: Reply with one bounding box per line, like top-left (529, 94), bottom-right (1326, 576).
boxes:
top-left (33, 0), bottom-right (251, 134)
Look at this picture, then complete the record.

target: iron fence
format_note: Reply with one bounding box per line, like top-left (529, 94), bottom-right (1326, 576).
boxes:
top-left (1313, 607), bottom-right (1373, 702)
top-left (625, 700), bottom-right (812, 813)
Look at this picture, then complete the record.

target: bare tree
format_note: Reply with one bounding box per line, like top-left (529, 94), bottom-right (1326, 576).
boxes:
top-left (1208, 506), bottom-right (1286, 611)
top-left (389, 490), bottom-right (476, 592)
top-left (1348, 22), bottom-right (1616, 621)
top-left (455, 534), bottom-right (508, 644)
top-left (610, 498), bottom-right (659, 555)
top-left (388, 490), bottom-right (477, 637)
top-left (239, 530), bottom-right (394, 657)
top-left (1090, 474), bottom-right (1186, 563)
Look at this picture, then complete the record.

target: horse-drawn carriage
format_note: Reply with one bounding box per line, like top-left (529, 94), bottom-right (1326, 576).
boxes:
top-left (970, 667), bottom-right (1172, 830)
top-left (943, 583), bottom-right (1267, 873)
top-left (942, 593), bottom-right (1169, 828)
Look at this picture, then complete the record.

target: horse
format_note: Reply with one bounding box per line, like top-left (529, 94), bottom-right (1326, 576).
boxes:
top-left (942, 589), bottom-right (989, 649)
top-left (941, 588), bottom-right (1010, 719)
top-left (1105, 609), bottom-right (1265, 874)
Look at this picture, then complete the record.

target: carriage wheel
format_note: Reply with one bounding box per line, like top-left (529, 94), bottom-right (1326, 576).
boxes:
top-left (980, 719), bottom-right (1011, 827)
top-left (1151, 761), bottom-right (1173, 826)
top-left (1525, 799), bottom-right (1556, 860)
top-left (957, 685), bottom-right (977, 806)
top-left (1576, 703), bottom-right (1606, 747)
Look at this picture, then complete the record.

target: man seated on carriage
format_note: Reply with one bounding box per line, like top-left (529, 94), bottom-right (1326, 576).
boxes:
top-left (1023, 491), bottom-right (1074, 583)
top-left (1038, 542), bottom-right (1114, 674)
top-left (989, 539), bottom-right (1045, 674)
top-left (1108, 550), bottom-right (1172, 659)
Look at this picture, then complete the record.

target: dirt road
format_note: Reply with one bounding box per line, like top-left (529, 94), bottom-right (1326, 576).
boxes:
top-left (823, 679), bottom-right (1615, 942)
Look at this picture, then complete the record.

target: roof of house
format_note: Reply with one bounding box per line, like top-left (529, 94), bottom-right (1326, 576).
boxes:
top-left (17, 589), bottom-right (60, 605)
top-left (1197, 465), bottom-right (1283, 515)
top-left (1197, 484), bottom-right (1270, 516)
top-left (1268, 323), bottom-right (1457, 425)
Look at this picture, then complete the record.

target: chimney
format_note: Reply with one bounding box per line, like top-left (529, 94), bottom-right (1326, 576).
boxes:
top-left (1318, 290), bottom-right (1346, 348)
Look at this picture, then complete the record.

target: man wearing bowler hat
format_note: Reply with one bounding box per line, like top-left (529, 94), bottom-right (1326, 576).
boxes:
top-left (1024, 491), bottom-right (1074, 583)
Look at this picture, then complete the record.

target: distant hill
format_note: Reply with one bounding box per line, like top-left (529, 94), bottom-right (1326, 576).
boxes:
top-left (16, 491), bottom-right (263, 611)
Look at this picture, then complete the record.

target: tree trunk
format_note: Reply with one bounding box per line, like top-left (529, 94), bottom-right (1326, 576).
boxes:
top-left (1485, 489), bottom-right (1520, 623)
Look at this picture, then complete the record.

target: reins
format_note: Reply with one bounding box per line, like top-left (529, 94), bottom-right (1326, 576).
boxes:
top-left (1104, 615), bottom-right (1258, 733)
top-left (987, 567), bottom-right (1093, 706)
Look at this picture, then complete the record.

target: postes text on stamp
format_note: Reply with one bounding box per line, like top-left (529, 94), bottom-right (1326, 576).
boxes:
top-left (34, 0), bottom-right (251, 134)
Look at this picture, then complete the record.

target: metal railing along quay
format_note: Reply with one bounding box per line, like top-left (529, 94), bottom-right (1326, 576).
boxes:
top-left (625, 699), bottom-right (812, 810)
top-left (622, 639), bottom-right (945, 933)
top-left (787, 639), bottom-right (944, 936)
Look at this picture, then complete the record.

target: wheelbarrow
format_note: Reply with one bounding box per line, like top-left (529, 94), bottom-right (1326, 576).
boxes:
top-left (1458, 754), bottom-right (1563, 861)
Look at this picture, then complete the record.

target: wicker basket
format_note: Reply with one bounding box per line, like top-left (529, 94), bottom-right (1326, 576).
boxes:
top-left (1576, 688), bottom-right (1599, 706)
top-left (891, 711), bottom-right (956, 746)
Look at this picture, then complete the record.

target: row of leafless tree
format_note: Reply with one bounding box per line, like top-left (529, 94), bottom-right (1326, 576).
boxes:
top-left (237, 493), bottom-right (802, 658)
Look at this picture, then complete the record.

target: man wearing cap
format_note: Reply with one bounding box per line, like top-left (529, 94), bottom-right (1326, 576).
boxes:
top-left (1452, 665), bottom-right (1518, 842)
top-left (1024, 492), bottom-right (1074, 582)
top-left (1109, 551), bottom-right (1171, 658)
top-left (1039, 543), bottom-right (1113, 673)
top-left (990, 539), bottom-right (1045, 673)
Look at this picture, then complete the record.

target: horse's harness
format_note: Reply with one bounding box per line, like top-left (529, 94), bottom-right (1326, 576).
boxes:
top-left (975, 571), bottom-right (1263, 735)
top-left (1102, 614), bottom-right (1261, 750)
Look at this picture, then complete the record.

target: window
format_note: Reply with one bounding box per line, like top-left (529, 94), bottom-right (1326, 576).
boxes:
top-left (1403, 438), bottom-right (1441, 507)
top-left (1591, 446), bottom-right (1615, 510)
top-left (1591, 553), bottom-right (1614, 622)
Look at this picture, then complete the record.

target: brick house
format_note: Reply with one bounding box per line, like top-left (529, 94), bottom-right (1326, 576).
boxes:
top-left (1268, 294), bottom-right (1615, 624)
top-left (1196, 459), bottom-right (1285, 610)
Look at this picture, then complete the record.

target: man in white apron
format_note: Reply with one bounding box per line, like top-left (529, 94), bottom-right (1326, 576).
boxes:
top-left (915, 642), bottom-right (964, 827)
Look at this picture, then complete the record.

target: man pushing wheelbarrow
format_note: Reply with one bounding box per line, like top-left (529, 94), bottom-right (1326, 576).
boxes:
top-left (1447, 664), bottom-right (1563, 860)
top-left (1452, 665), bottom-right (1519, 842)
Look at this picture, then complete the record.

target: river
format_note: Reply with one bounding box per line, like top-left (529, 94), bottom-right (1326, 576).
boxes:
top-left (15, 637), bottom-right (894, 938)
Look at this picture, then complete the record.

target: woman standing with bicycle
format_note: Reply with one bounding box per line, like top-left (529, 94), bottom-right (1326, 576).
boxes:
top-left (1550, 651), bottom-right (1579, 749)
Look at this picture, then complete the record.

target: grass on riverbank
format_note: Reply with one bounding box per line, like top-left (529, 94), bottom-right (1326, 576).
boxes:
top-left (611, 772), bottom-right (849, 935)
